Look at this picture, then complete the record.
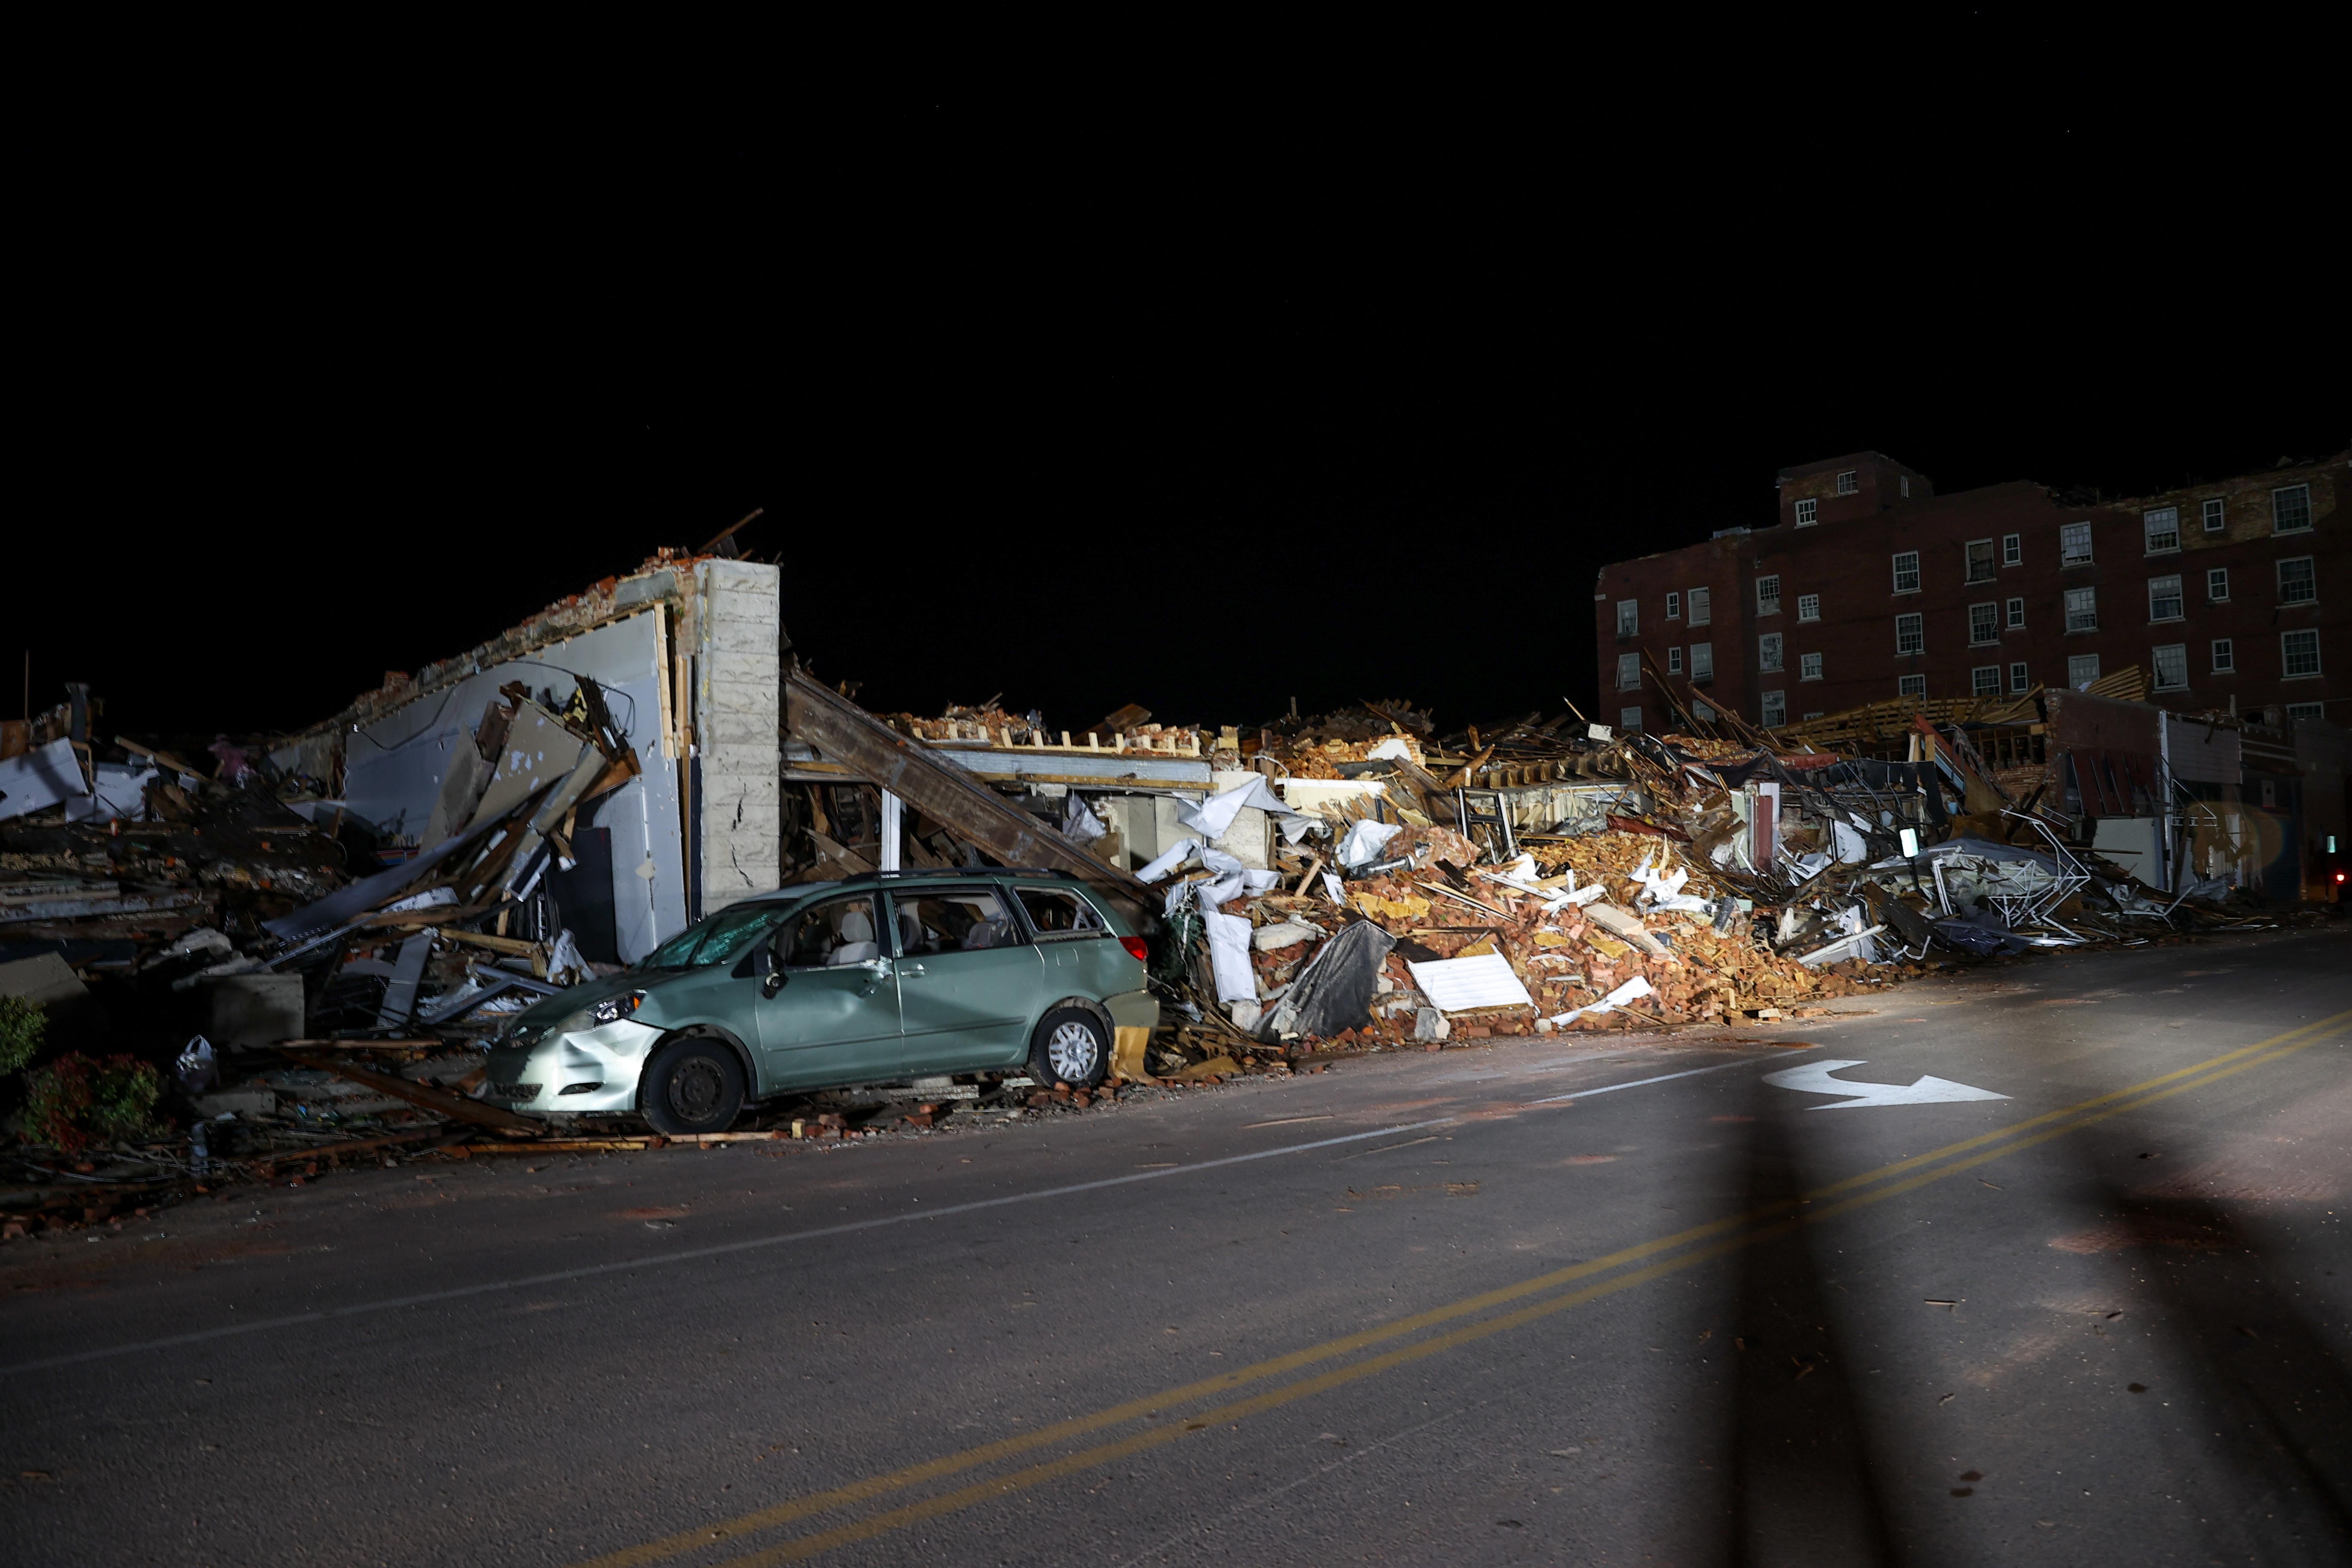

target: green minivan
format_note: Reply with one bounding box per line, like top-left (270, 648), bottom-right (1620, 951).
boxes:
top-left (481, 870), bottom-right (1157, 1133)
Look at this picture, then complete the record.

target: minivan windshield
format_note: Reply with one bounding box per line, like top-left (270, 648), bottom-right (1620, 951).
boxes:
top-left (640, 900), bottom-right (802, 970)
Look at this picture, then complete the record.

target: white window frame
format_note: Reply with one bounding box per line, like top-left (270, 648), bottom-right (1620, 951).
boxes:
top-left (2285, 701), bottom-right (2324, 721)
top-left (2143, 507), bottom-right (2181, 554)
top-left (1615, 598), bottom-right (1639, 636)
top-left (2272, 484), bottom-right (2312, 534)
top-left (1758, 631), bottom-right (1784, 672)
top-left (1968, 601), bottom-right (1999, 644)
top-left (1892, 550), bottom-right (1921, 594)
top-left (1800, 651), bottom-right (1822, 681)
top-left (1895, 612), bottom-right (1924, 655)
top-left (1796, 592), bottom-right (1820, 622)
top-left (2067, 652), bottom-right (2101, 688)
top-left (1690, 642), bottom-right (1715, 682)
top-left (2005, 596), bottom-right (2025, 629)
top-left (2201, 496), bottom-right (2225, 534)
top-left (1836, 469), bottom-right (1859, 496)
top-left (2061, 521), bottom-right (2094, 566)
top-left (1755, 575), bottom-right (1782, 616)
top-left (2282, 628), bottom-right (2321, 679)
top-left (2207, 567), bottom-right (2229, 602)
top-left (1619, 705), bottom-right (1643, 732)
top-left (1794, 497), bottom-right (1818, 526)
top-left (1760, 690), bottom-right (1787, 727)
top-left (1900, 474), bottom-right (1911, 499)
top-left (1665, 590), bottom-right (1681, 620)
top-left (1686, 586), bottom-right (1711, 626)
top-left (1971, 665), bottom-right (2002, 697)
top-left (1667, 646), bottom-right (1683, 675)
top-left (1965, 538), bottom-right (1996, 584)
top-left (2065, 585), bottom-right (2098, 632)
top-left (2152, 643), bottom-right (2188, 691)
top-left (2002, 532), bottom-right (2022, 566)
top-left (1803, 710), bottom-right (1825, 721)
top-left (2277, 555), bottom-right (2316, 606)
top-left (2008, 661), bottom-right (2029, 693)
top-left (1615, 652), bottom-right (1641, 689)
top-left (2211, 637), bottom-right (2235, 674)
top-left (1897, 673), bottom-right (1926, 698)
top-left (2148, 574), bottom-right (2184, 622)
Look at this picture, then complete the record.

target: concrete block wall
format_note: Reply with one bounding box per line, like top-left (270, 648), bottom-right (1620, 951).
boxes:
top-left (692, 560), bottom-right (783, 912)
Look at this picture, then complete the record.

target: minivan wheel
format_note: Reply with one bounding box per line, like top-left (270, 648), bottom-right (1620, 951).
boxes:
top-left (639, 1037), bottom-right (745, 1135)
top-left (1028, 1007), bottom-right (1108, 1090)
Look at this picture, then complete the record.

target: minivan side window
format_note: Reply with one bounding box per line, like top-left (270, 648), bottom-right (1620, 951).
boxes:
top-left (777, 897), bottom-right (882, 969)
top-left (893, 888), bottom-right (1020, 956)
top-left (1014, 885), bottom-right (1106, 938)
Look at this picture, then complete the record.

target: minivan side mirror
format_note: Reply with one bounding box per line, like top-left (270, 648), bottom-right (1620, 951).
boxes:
top-left (761, 969), bottom-right (787, 998)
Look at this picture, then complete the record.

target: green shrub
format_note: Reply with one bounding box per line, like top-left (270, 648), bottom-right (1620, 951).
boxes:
top-left (0, 995), bottom-right (44, 1077)
top-left (21, 1052), bottom-right (168, 1149)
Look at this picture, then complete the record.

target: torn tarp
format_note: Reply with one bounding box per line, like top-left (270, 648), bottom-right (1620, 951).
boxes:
top-left (1258, 919), bottom-right (1396, 1041)
top-left (1179, 776), bottom-right (1317, 845)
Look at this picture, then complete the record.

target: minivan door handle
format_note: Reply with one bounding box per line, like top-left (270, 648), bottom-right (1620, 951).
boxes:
top-left (897, 963), bottom-right (927, 980)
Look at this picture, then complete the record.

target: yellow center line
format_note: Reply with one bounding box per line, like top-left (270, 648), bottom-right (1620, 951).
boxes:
top-left (581, 1007), bottom-right (2352, 1568)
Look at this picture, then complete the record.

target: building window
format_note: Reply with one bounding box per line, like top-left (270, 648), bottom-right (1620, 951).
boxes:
top-left (2002, 532), bottom-right (2022, 566)
top-left (2153, 643), bottom-right (2188, 691)
top-left (1971, 665), bottom-right (2002, 696)
top-left (1761, 691), bottom-right (1787, 726)
top-left (2067, 653), bottom-right (2101, 687)
top-left (1690, 642), bottom-right (1715, 682)
top-left (1836, 470), bottom-right (1859, 496)
top-left (1666, 645), bottom-right (1683, 675)
top-left (2148, 575), bottom-right (2184, 622)
top-left (2273, 484), bottom-right (2312, 533)
top-left (2006, 596), bottom-right (2025, 629)
top-left (2207, 567), bottom-right (2229, 602)
top-left (2061, 522), bottom-right (2094, 566)
top-left (2283, 628), bottom-right (2321, 679)
top-left (1615, 599), bottom-right (1639, 636)
top-left (1665, 591), bottom-right (1681, 620)
top-left (1895, 612), bottom-right (1924, 655)
top-left (1687, 587), bottom-right (1711, 626)
top-left (1898, 674), bottom-right (1926, 698)
top-left (1966, 539), bottom-right (1996, 583)
top-left (1800, 651), bottom-right (1822, 681)
top-left (1900, 475), bottom-right (1911, 499)
top-left (1758, 632), bottom-right (1784, 673)
top-left (1796, 592), bottom-right (1820, 622)
top-left (2144, 507), bottom-right (2181, 554)
top-left (1616, 652), bottom-right (1641, 689)
top-left (1893, 551), bottom-right (1921, 594)
top-left (2285, 702), bottom-right (2324, 720)
top-left (2202, 497), bottom-right (2226, 533)
top-left (1756, 575), bottom-right (1782, 616)
top-left (1794, 497), bottom-right (1818, 526)
top-left (1803, 710), bottom-right (1825, 720)
top-left (2278, 556), bottom-right (2316, 605)
top-left (2065, 586), bottom-right (2098, 632)
top-left (1967, 602), bottom-right (1999, 644)
top-left (2211, 638), bottom-right (2235, 674)
top-left (1620, 706), bottom-right (1642, 732)
top-left (2008, 661), bottom-right (2029, 693)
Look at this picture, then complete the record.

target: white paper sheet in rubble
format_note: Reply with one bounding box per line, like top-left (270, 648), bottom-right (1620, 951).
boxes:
top-left (1405, 952), bottom-right (1535, 1013)
top-left (1548, 974), bottom-right (1657, 1025)
top-left (1335, 817), bottom-right (1403, 868)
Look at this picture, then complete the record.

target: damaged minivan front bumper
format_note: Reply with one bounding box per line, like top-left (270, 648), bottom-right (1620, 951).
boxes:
top-left (483, 1015), bottom-right (664, 1115)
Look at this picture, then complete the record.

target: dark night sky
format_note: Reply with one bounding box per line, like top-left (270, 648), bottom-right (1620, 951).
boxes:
top-left (24, 31), bottom-right (2341, 747)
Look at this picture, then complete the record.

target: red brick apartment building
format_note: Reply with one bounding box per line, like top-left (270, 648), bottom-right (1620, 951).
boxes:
top-left (1592, 447), bottom-right (2349, 734)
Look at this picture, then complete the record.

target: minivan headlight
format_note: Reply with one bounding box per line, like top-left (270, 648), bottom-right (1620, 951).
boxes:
top-left (552, 990), bottom-right (645, 1035)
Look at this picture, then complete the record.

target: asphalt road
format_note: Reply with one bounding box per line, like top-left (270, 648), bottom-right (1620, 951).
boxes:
top-left (5, 926), bottom-right (2350, 1567)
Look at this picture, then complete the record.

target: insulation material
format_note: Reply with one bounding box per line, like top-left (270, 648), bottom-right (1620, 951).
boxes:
top-left (1406, 952), bottom-right (1535, 1013)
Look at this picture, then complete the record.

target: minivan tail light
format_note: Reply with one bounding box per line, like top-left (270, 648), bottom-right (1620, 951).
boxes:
top-left (1119, 936), bottom-right (1149, 963)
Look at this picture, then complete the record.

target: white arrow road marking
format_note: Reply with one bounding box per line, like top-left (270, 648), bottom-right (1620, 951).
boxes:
top-left (1761, 1058), bottom-right (2009, 1110)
